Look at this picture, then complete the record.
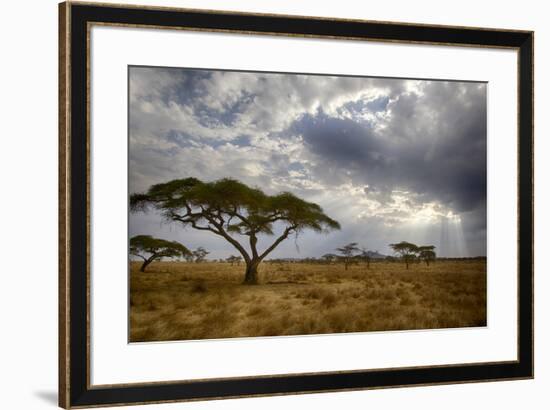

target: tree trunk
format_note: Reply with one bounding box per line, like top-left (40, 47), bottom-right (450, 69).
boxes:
top-left (243, 260), bottom-right (260, 284)
top-left (140, 258), bottom-right (153, 272)
top-left (405, 261), bottom-right (409, 270)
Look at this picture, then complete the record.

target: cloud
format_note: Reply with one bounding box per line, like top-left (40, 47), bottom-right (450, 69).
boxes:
top-left (128, 67), bottom-right (487, 257)
top-left (289, 80), bottom-right (487, 214)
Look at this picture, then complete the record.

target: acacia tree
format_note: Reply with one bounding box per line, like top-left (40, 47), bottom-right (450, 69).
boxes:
top-left (321, 253), bottom-right (338, 264)
top-left (336, 242), bottom-right (360, 270)
top-left (389, 241), bottom-right (419, 269)
top-left (130, 178), bottom-right (340, 284)
top-left (130, 235), bottom-right (191, 272)
top-left (418, 245), bottom-right (437, 266)
top-left (192, 246), bottom-right (209, 263)
top-left (359, 247), bottom-right (372, 270)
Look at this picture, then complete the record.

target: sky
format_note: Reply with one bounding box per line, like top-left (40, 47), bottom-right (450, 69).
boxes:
top-left (128, 66), bottom-right (487, 259)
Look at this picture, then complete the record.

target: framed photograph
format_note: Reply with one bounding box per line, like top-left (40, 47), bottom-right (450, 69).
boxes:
top-left (59, 1), bottom-right (534, 408)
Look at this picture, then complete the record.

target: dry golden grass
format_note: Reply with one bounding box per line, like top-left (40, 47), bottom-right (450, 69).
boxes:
top-left (129, 260), bottom-right (486, 342)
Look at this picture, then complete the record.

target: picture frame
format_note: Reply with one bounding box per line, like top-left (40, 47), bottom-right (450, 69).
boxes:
top-left (59, 1), bottom-right (534, 408)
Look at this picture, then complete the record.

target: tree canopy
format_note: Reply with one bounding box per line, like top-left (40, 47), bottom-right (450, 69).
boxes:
top-left (389, 241), bottom-right (437, 268)
top-left (336, 242), bottom-right (360, 270)
top-left (130, 235), bottom-right (191, 272)
top-left (130, 177), bottom-right (340, 283)
top-left (389, 241), bottom-right (419, 269)
top-left (192, 246), bottom-right (210, 263)
top-left (418, 245), bottom-right (437, 266)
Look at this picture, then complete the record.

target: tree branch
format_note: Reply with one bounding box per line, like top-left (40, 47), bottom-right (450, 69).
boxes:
top-left (259, 225), bottom-right (297, 260)
top-left (147, 253), bottom-right (158, 264)
top-left (131, 253), bottom-right (147, 262)
top-left (232, 209), bottom-right (253, 229)
top-left (191, 220), bottom-right (220, 233)
top-left (200, 214), bottom-right (252, 264)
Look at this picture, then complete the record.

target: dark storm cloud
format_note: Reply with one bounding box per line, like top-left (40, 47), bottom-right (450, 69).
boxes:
top-left (292, 111), bottom-right (382, 164)
top-left (291, 81), bottom-right (487, 213)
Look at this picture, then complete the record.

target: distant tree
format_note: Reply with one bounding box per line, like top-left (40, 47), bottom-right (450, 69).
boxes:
top-left (336, 242), bottom-right (360, 270)
top-left (130, 235), bottom-right (191, 272)
top-left (131, 177), bottom-right (340, 284)
top-left (389, 241), bottom-right (419, 269)
top-left (183, 253), bottom-right (194, 263)
top-left (321, 253), bottom-right (338, 264)
top-left (418, 245), bottom-right (437, 266)
top-left (359, 247), bottom-right (372, 269)
top-left (193, 246), bottom-right (210, 263)
top-left (226, 255), bottom-right (243, 266)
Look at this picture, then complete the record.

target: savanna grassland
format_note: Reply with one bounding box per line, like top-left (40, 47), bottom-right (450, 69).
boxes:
top-left (129, 260), bottom-right (486, 342)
